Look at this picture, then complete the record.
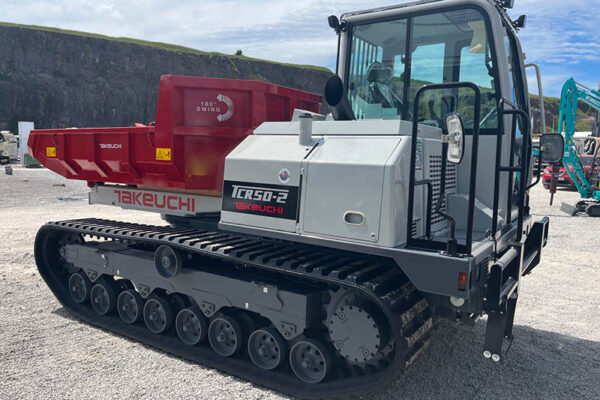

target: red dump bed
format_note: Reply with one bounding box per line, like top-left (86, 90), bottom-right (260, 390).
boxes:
top-left (28, 75), bottom-right (321, 195)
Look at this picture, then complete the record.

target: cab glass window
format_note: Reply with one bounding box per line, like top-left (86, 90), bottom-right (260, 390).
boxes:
top-left (346, 7), bottom-right (499, 130)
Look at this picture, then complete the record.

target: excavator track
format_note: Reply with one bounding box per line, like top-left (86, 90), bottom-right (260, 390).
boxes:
top-left (34, 218), bottom-right (432, 399)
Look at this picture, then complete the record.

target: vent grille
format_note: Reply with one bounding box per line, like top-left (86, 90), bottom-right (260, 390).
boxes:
top-left (427, 155), bottom-right (457, 226)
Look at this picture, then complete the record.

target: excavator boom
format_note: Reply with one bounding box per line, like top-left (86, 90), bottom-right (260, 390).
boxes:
top-left (556, 78), bottom-right (600, 216)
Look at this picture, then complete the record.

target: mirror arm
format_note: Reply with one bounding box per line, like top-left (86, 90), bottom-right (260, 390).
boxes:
top-left (526, 148), bottom-right (543, 190)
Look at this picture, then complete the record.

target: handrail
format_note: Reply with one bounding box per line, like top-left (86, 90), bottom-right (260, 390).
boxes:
top-left (526, 130), bottom-right (543, 192)
top-left (491, 99), bottom-right (513, 236)
top-left (492, 98), bottom-right (532, 238)
top-left (406, 82), bottom-right (481, 255)
top-left (491, 97), bottom-right (531, 242)
top-left (500, 108), bottom-right (531, 242)
top-left (525, 64), bottom-right (546, 135)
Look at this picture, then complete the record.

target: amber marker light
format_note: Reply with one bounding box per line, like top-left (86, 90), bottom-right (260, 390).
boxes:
top-left (458, 272), bottom-right (467, 291)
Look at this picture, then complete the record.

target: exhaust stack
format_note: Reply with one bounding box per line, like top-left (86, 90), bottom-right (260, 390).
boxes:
top-left (324, 75), bottom-right (356, 121)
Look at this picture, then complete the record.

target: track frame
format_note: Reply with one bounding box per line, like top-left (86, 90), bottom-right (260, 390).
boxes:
top-left (35, 218), bottom-right (433, 399)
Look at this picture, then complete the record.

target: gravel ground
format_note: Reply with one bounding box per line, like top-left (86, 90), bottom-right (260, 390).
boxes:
top-left (1, 167), bottom-right (599, 400)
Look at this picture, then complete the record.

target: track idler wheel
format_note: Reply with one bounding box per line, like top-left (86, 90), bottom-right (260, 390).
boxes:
top-left (248, 327), bottom-right (287, 370)
top-left (117, 289), bottom-right (144, 324)
top-left (289, 338), bottom-right (331, 384)
top-left (143, 294), bottom-right (174, 334)
top-left (154, 245), bottom-right (182, 278)
top-left (208, 314), bottom-right (244, 357)
top-left (176, 307), bottom-right (208, 346)
top-left (68, 272), bottom-right (92, 304)
top-left (90, 277), bottom-right (118, 315)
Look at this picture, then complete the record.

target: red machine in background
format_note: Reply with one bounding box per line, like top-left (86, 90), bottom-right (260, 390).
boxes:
top-left (542, 155), bottom-right (600, 190)
top-left (28, 75), bottom-right (321, 195)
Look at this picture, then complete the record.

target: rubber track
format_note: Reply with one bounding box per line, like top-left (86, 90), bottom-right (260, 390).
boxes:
top-left (35, 218), bottom-right (432, 399)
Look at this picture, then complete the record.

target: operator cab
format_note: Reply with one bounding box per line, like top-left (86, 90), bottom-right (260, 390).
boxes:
top-left (330, 0), bottom-right (535, 253)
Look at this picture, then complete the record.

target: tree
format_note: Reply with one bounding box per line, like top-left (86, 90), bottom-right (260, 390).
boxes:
top-left (235, 49), bottom-right (243, 56)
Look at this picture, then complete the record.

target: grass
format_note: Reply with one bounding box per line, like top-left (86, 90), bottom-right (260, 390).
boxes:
top-left (0, 21), bottom-right (331, 73)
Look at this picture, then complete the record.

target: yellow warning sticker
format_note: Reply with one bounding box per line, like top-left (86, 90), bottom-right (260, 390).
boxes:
top-left (156, 148), bottom-right (172, 161)
top-left (46, 147), bottom-right (57, 157)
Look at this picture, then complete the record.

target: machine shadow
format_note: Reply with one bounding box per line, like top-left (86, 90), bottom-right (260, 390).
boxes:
top-left (52, 306), bottom-right (600, 400)
top-left (51, 306), bottom-right (76, 319)
top-left (375, 319), bottom-right (600, 400)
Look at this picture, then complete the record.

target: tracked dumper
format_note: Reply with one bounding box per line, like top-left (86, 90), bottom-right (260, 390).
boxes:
top-left (29, 0), bottom-right (553, 397)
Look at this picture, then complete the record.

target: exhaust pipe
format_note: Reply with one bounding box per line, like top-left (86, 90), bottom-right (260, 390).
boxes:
top-left (324, 75), bottom-right (356, 121)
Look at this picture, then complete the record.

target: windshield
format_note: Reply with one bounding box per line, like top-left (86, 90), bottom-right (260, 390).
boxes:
top-left (346, 7), bottom-right (498, 130)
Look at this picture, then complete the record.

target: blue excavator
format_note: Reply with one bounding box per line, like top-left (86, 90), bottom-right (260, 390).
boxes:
top-left (554, 78), bottom-right (600, 216)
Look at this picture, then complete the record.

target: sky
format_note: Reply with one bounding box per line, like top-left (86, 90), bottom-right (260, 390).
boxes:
top-left (2, 0), bottom-right (599, 98)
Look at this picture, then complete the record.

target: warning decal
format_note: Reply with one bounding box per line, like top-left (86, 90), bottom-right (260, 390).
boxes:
top-left (156, 148), bottom-right (172, 161)
top-left (46, 147), bottom-right (57, 157)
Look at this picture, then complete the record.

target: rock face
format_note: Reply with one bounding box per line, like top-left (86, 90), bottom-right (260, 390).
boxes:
top-left (0, 24), bottom-right (333, 131)
top-left (529, 95), bottom-right (596, 134)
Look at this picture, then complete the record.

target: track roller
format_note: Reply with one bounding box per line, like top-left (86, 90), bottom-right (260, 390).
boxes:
top-left (176, 307), bottom-right (208, 345)
top-left (68, 272), bottom-right (92, 304)
top-left (154, 245), bottom-right (182, 278)
top-left (208, 314), bottom-right (244, 357)
top-left (248, 327), bottom-right (287, 370)
top-left (90, 277), bottom-right (118, 315)
top-left (117, 289), bottom-right (144, 324)
top-left (143, 294), bottom-right (174, 334)
top-left (289, 338), bottom-right (331, 384)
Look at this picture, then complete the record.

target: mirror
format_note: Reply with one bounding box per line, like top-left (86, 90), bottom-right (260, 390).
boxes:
top-left (514, 15), bottom-right (527, 29)
top-left (540, 133), bottom-right (564, 164)
top-left (444, 113), bottom-right (465, 164)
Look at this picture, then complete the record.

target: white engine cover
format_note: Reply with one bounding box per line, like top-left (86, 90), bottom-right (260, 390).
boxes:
top-left (301, 137), bottom-right (404, 244)
top-left (221, 135), bottom-right (316, 233)
top-left (221, 126), bottom-right (422, 247)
